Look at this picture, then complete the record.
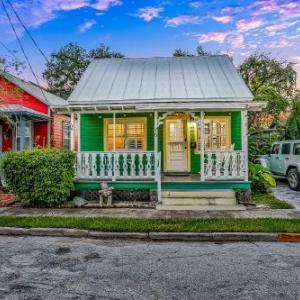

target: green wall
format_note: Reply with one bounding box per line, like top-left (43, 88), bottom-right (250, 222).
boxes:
top-left (80, 113), bottom-right (154, 151)
top-left (80, 111), bottom-right (242, 174)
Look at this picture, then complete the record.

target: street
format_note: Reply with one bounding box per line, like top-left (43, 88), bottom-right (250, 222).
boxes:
top-left (0, 237), bottom-right (299, 299)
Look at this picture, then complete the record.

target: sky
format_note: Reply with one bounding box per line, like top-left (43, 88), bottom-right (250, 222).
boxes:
top-left (0, 0), bottom-right (300, 89)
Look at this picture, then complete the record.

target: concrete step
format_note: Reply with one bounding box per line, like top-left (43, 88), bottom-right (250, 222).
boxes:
top-left (161, 197), bottom-right (237, 206)
top-left (162, 189), bottom-right (236, 199)
top-left (156, 204), bottom-right (246, 211)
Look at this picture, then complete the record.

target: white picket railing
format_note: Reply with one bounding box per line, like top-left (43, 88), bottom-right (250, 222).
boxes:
top-left (76, 151), bottom-right (161, 181)
top-left (204, 150), bottom-right (246, 180)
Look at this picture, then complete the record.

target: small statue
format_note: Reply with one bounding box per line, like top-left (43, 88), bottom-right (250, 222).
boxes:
top-left (98, 182), bottom-right (113, 206)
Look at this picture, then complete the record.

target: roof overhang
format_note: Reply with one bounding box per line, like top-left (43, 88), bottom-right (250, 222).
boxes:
top-left (52, 101), bottom-right (265, 114)
top-left (0, 105), bottom-right (49, 120)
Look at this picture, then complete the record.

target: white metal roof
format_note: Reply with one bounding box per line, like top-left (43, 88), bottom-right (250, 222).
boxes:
top-left (68, 56), bottom-right (253, 105)
top-left (0, 72), bottom-right (66, 106)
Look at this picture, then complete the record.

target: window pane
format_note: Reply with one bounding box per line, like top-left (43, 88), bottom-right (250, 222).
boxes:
top-left (271, 144), bottom-right (280, 154)
top-left (281, 143), bottom-right (290, 155)
top-left (294, 143), bottom-right (300, 155)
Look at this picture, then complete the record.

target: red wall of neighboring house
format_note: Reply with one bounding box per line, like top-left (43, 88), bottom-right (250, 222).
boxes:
top-left (0, 79), bottom-right (48, 115)
top-left (34, 121), bottom-right (48, 148)
top-left (0, 122), bottom-right (13, 152)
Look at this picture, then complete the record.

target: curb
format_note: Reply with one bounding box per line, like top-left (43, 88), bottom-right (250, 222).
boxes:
top-left (0, 227), bottom-right (299, 242)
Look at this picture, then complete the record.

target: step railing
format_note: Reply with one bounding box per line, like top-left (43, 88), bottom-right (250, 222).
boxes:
top-left (76, 151), bottom-right (161, 181)
top-left (204, 150), bottom-right (246, 180)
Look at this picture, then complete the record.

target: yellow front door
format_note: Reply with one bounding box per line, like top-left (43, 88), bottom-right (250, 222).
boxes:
top-left (165, 118), bottom-right (188, 172)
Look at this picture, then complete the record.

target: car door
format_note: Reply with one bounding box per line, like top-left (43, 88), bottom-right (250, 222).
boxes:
top-left (279, 143), bottom-right (291, 175)
top-left (268, 143), bottom-right (281, 174)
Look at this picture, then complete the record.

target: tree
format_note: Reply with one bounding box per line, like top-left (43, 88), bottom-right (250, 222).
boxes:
top-left (43, 43), bottom-right (89, 99)
top-left (285, 96), bottom-right (300, 140)
top-left (89, 43), bottom-right (124, 59)
top-left (43, 43), bottom-right (125, 98)
top-left (173, 46), bottom-right (216, 57)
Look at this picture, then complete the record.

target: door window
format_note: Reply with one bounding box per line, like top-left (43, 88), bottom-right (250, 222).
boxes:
top-left (16, 120), bottom-right (32, 151)
top-left (293, 143), bottom-right (300, 155)
top-left (281, 143), bottom-right (291, 155)
top-left (271, 144), bottom-right (280, 154)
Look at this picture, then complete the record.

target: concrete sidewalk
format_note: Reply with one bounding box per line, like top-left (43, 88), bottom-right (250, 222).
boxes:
top-left (0, 206), bottom-right (300, 219)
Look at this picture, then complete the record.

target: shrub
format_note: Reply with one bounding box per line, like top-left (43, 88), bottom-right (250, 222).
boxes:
top-left (249, 162), bottom-right (276, 194)
top-left (1, 148), bottom-right (75, 207)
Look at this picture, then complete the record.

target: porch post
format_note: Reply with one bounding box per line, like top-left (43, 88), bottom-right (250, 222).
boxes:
top-left (200, 111), bottom-right (205, 182)
top-left (70, 112), bottom-right (75, 151)
top-left (241, 110), bottom-right (249, 181)
top-left (19, 115), bottom-right (26, 151)
top-left (112, 112), bottom-right (116, 181)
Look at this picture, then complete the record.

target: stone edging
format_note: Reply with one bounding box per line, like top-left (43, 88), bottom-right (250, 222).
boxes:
top-left (0, 227), bottom-right (299, 242)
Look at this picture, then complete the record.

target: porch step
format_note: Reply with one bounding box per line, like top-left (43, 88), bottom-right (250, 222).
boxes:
top-left (161, 189), bottom-right (236, 199)
top-left (157, 189), bottom-right (242, 211)
top-left (161, 197), bottom-right (236, 206)
top-left (156, 204), bottom-right (246, 211)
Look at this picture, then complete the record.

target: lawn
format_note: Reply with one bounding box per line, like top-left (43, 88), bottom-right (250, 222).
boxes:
top-left (0, 216), bottom-right (299, 232)
top-left (251, 194), bottom-right (294, 209)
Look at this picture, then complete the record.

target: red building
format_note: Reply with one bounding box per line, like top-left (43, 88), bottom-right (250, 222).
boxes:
top-left (0, 72), bottom-right (70, 152)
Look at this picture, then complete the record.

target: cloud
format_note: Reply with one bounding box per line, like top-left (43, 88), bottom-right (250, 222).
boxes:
top-left (79, 19), bottom-right (96, 32)
top-left (292, 56), bottom-right (300, 65)
top-left (212, 15), bottom-right (233, 24)
top-left (198, 31), bottom-right (230, 43)
top-left (136, 7), bottom-right (163, 22)
top-left (236, 18), bottom-right (264, 32)
top-left (279, 2), bottom-right (300, 20)
top-left (166, 15), bottom-right (200, 27)
top-left (229, 35), bottom-right (245, 48)
top-left (269, 39), bottom-right (293, 48)
top-left (91, 0), bottom-right (122, 11)
top-left (189, 2), bottom-right (201, 8)
top-left (266, 21), bottom-right (299, 36)
top-left (221, 6), bottom-right (244, 15)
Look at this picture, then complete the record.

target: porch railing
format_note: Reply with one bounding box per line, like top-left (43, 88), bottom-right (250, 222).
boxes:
top-left (204, 150), bottom-right (246, 180)
top-left (76, 151), bottom-right (161, 181)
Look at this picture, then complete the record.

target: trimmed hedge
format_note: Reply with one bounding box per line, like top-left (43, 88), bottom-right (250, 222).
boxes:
top-left (1, 148), bottom-right (75, 207)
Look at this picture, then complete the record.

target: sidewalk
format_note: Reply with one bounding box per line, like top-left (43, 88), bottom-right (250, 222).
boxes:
top-left (0, 206), bottom-right (299, 219)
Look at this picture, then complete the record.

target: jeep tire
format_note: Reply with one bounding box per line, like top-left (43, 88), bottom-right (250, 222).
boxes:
top-left (287, 168), bottom-right (300, 191)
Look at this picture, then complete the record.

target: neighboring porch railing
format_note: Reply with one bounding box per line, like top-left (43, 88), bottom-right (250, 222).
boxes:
top-left (204, 150), bottom-right (246, 180)
top-left (76, 151), bottom-right (161, 181)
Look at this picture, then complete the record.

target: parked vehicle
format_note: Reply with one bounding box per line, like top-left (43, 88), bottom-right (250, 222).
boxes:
top-left (256, 140), bottom-right (300, 191)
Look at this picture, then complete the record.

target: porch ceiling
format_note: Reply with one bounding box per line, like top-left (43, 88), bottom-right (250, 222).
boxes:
top-left (0, 105), bottom-right (49, 120)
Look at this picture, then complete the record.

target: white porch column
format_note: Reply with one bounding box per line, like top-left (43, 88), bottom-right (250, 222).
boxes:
top-left (154, 111), bottom-right (158, 154)
top-left (70, 112), bottom-right (75, 151)
top-left (200, 111), bottom-right (205, 182)
top-left (241, 110), bottom-right (249, 181)
top-left (154, 111), bottom-right (161, 202)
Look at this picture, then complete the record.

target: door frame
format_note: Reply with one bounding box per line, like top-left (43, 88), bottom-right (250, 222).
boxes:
top-left (163, 113), bottom-right (191, 173)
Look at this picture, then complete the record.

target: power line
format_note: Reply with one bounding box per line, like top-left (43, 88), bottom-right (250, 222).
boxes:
top-left (4, 0), bottom-right (49, 64)
top-left (1, 0), bottom-right (48, 102)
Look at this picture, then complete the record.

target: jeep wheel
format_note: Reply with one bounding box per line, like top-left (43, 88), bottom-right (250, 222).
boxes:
top-left (287, 169), bottom-right (300, 191)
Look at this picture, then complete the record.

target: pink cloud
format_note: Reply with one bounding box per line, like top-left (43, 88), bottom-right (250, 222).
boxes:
top-left (230, 35), bottom-right (245, 48)
top-left (269, 39), bottom-right (293, 48)
top-left (136, 7), bottom-right (163, 22)
top-left (221, 6), bottom-right (244, 15)
top-left (293, 56), bottom-right (300, 65)
top-left (279, 2), bottom-right (300, 20)
top-left (212, 15), bottom-right (233, 24)
top-left (79, 19), bottom-right (96, 32)
top-left (236, 18), bottom-right (264, 32)
top-left (198, 31), bottom-right (230, 43)
top-left (166, 15), bottom-right (200, 27)
top-left (266, 21), bottom-right (299, 36)
top-left (92, 0), bottom-right (122, 11)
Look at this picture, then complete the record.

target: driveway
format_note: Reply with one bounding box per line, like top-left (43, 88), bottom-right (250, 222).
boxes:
top-left (0, 236), bottom-right (299, 299)
top-left (272, 181), bottom-right (300, 210)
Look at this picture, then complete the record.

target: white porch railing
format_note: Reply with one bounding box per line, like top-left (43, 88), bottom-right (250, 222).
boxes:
top-left (76, 151), bottom-right (161, 181)
top-left (204, 150), bottom-right (246, 180)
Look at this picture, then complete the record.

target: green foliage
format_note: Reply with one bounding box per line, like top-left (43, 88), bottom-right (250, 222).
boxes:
top-left (43, 43), bottom-right (125, 99)
top-left (173, 46), bottom-right (218, 57)
top-left (249, 162), bottom-right (276, 194)
top-left (1, 148), bottom-right (75, 207)
top-left (285, 98), bottom-right (300, 140)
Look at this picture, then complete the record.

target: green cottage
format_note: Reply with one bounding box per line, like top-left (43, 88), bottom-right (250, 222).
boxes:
top-left (55, 56), bottom-right (264, 210)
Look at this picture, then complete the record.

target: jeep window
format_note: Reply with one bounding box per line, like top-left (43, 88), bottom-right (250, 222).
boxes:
top-left (271, 144), bottom-right (280, 154)
top-left (281, 143), bottom-right (291, 155)
top-left (293, 143), bottom-right (300, 155)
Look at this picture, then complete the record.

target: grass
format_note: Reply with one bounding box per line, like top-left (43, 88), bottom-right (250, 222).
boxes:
top-left (0, 216), bottom-right (299, 232)
top-left (251, 194), bottom-right (294, 209)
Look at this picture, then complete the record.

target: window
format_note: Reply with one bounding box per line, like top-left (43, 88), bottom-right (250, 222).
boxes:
top-left (294, 143), bottom-right (300, 155)
top-left (62, 121), bottom-right (71, 149)
top-left (16, 120), bottom-right (32, 151)
top-left (197, 117), bottom-right (231, 151)
top-left (271, 144), bottom-right (280, 154)
top-left (105, 118), bottom-right (146, 151)
top-left (281, 143), bottom-right (291, 155)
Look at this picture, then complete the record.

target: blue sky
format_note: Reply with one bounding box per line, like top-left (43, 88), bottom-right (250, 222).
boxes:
top-left (0, 0), bottom-right (300, 88)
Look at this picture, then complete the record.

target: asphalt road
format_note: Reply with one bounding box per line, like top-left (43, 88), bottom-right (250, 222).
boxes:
top-left (0, 237), bottom-right (299, 300)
